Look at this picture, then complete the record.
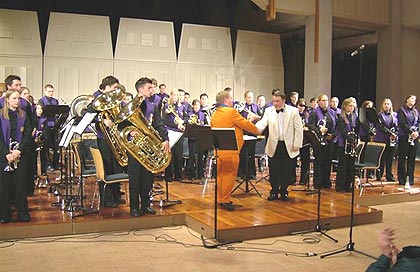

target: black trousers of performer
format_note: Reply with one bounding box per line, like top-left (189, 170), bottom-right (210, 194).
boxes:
top-left (26, 141), bottom-right (36, 196)
top-left (0, 165), bottom-right (30, 221)
top-left (268, 141), bottom-right (293, 195)
top-left (398, 137), bottom-right (418, 185)
top-left (97, 138), bottom-right (123, 205)
top-left (378, 144), bottom-right (396, 181)
top-left (299, 144), bottom-right (310, 184)
top-left (45, 127), bottom-right (59, 169)
top-left (165, 136), bottom-right (183, 181)
top-left (128, 153), bottom-right (154, 211)
top-left (38, 145), bottom-right (48, 175)
top-left (335, 146), bottom-right (356, 191)
top-left (238, 140), bottom-right (256, 180)
top-left (312, 142), bottom-right (334, 189)
top-left (186, 139), bottom-right (204, 179)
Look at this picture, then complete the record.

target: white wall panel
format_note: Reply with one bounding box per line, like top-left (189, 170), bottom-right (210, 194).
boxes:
top-left (114, 60), bottom-right (176, 93)
top-left (44, 57), bottom-right (113, 103)
top-left (177, 24), bottom-right (233, 99)
top-left (0, 9), bottom-right (42, 98)
top-left (44, 13), bottom-right (113, 103)
top-left (176, 63), bottom-right (234, 102)
top-left (234, 30), bottom-right (283, 99)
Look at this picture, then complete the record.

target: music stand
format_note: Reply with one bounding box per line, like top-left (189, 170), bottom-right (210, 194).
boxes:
top-left (187, 125), bottom-right (242, 247)
top-left (232, 135), bottom-right (261, 197)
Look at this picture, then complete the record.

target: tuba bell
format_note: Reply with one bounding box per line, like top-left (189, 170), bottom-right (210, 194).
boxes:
top-left (114, 95), bottom-right (172, 173)
top-left (92, 87), bottom-right (128, 167)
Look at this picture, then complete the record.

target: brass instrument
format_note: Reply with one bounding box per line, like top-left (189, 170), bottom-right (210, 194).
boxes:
top-left (202, 105), bottom-right (215, 125)
top-left (165, 104), bottom-right (185, 129)
top-left (92, 87), bottom-right (128, 167)
top-left (389, 127), bottom-right (397, 147)
top-left (234, 102), bottom-right (260, 121)
top-left (408, 126), bottom-right (419, 146)
top-left (344, 129), bottom-right (358, 157)
top-left (70, 95), bottom-right (90, 118)
top-left (188, 113), bottom-right (201, 125)
top-left (317, 115), bottom-right (328, 146)
top-left (4, 139), bottom-right (20, 172)
top-left (114, 95), bottom-right (172, 174)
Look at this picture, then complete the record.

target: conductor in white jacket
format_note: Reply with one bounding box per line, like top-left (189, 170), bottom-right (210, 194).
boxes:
top-left (255, 91), bottom-right (303, 201)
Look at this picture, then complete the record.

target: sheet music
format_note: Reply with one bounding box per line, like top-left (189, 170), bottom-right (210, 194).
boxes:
top-left (59, 119), bottom-right (75, 147)
top-left (243, 135), bottom-right (258, 141)
top-left (168, 130), bottom-right (184, 148)
top-left (74, 112), bottom-right (97, 134)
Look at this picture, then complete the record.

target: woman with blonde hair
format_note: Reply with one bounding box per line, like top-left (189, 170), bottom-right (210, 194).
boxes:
top-left (0, 89), bottom-right (33, 222)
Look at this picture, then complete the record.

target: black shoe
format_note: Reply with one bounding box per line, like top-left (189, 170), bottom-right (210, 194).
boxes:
top-left (219, 202), bottom-right (235, 211)
top-left (267, 193), bottom-right (279, 201)
top-left (18, 213), bottom-right (31, 222)
top-left (141, 207), bottom-right (156, 215)
top-left (386, 177), bottom-right (396, 182)
top-left (0, 217), bottom-right (11, 224)
top-left (130, 209), bottom-right (141, 217)
top-left (119, 191), bottom-right (126, 196)
top-left (322, 185), bottom-right (331, 189)
top-left (280, 192), bottom-right (289, 201)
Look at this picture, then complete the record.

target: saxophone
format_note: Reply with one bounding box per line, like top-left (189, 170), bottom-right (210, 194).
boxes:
top-left (114, 95), bottom-right (172, 173)
top-left (92, 87), bottom-right (128, 167)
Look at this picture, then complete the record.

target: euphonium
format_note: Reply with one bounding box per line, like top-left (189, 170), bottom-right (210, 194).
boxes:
top-left (114, 95), bottom-right (172, 174)
top-left (4, 139), bottom-right (20, 172)
top-left (92, 87), bottom-right (128, 167)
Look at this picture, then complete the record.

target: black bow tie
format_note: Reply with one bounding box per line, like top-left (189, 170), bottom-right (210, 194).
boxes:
top-left (276, 108), bottom-right (284, 113)
top-left (384, 112), bottom-right (391, 115)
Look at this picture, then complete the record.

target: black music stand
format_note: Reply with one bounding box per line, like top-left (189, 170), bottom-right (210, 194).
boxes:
top-left (232, 136), bottom-right (261, 197)
top-left (188, 125), bottom-right (242, 247)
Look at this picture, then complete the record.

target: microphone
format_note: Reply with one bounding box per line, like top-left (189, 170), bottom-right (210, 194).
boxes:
top-left (350, 44), bottom-right (366, 57)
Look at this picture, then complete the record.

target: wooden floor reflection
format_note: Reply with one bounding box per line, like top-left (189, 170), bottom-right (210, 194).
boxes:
top-left (1, 166), bottom-right (419, 241)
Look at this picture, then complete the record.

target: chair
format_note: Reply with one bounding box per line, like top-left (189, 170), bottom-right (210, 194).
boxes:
top-left (90, 147), bottom-right (129, 210)
top-left (72, 142), bottom-right (97, 207)
top-left (355, 142), bottom-right (386, 197)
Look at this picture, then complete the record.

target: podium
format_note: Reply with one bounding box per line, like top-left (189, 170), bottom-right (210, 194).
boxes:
top-left (186, 124), bottom-right (241, 246)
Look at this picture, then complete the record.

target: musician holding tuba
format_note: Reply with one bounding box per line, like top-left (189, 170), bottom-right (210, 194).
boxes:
top-left (374, 98), bottom-right (398, 182)
top-left (92, 76), bottom-right (125, 208)
top-left (162, 88), bottom-right (187, 182)
top-left (335, 98), bottom-right (359, 193)
top-left (121, 77), bottom-right (170, 217)
top-left (0, 89), bottom-right (33, 223)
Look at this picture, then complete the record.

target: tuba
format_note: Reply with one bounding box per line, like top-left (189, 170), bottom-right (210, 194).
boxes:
top-left (114, 95), bottom-right (172, 173)
top-left (70, 95), bottom-right (90, 118)
top-left (92, 87), bottom-right (128, 167)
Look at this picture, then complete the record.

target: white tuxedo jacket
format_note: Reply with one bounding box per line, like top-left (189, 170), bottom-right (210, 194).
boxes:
top-left (255, 105), bottom-right (303, 158)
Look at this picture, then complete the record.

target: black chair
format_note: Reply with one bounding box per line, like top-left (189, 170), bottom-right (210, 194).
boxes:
top-left (355, 142), bottom-right (386, 196)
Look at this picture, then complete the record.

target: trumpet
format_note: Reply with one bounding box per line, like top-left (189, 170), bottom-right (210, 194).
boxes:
top-left (4, 139), bottom-right (20, 172)
top-left (344, 130), bottom-right (358, 157)
top-left (317, 115), bottom-right (328, 146)
top-left (165, 104), bottom-right (185, 130)
top-left (389, 127), bottom-right (397, 147)
top-left (408, 126), bottom-right (419, 146)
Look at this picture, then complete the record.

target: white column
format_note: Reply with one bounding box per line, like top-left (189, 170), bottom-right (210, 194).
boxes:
top-left (304, 0), bottom-right (332, 100)
top-left (376, 0), bottom-right (403, 106)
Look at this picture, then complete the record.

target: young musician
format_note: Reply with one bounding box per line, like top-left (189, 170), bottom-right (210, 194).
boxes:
top-left (186, 99), bottom-right (206, 180)
top-left (162, 88), bottom-right (187, 182)
top-left (297, 98), bottom-right (310, 185)
top-left (0, 89), bottom-right (33, 222)
top-left (335, 98), bottom-right (359, 192)
top-left (121, 77), bottom-right (170, 217)
top-left (397, 95), bottom-right (419, 185)
top-left (374, 98), bottom-right (398, 181)
top-left (35, 104), bottom-right (48, 176)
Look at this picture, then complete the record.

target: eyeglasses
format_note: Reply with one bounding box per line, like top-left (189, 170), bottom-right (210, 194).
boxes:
top-left (298, 104), bottom-right (306, 107)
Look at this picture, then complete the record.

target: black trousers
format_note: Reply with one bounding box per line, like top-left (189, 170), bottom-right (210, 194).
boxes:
top-left (0, 164), bottom-right (29, 220)
top-left (128, 153), bottom-right (154, 211)
top-left (186, 139), bottom-right (204, 179)
top-left (45, 127), bottom-right (59, 169)
top-left (299, 144), bottom-right (310, 184)
top-left (379, 143), bottom-right (396, 180)
top-left (268, 141), bottom-right (293, 195)
top-left (238, 140), bottom-right (256, 179)
top-left (336, 147), bottom-right (356, 190)
top-left (165, 136), bottom-right (183, 181)
top-left (398, 137), bottom-right (418, 185)
top-left (97, 138), bottom-right (123, 203)
top-left (312, 142), bottom-right (333, 188)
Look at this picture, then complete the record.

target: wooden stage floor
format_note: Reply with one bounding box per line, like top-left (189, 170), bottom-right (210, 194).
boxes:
top-left (1, 168), bottom-right (419, 241)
